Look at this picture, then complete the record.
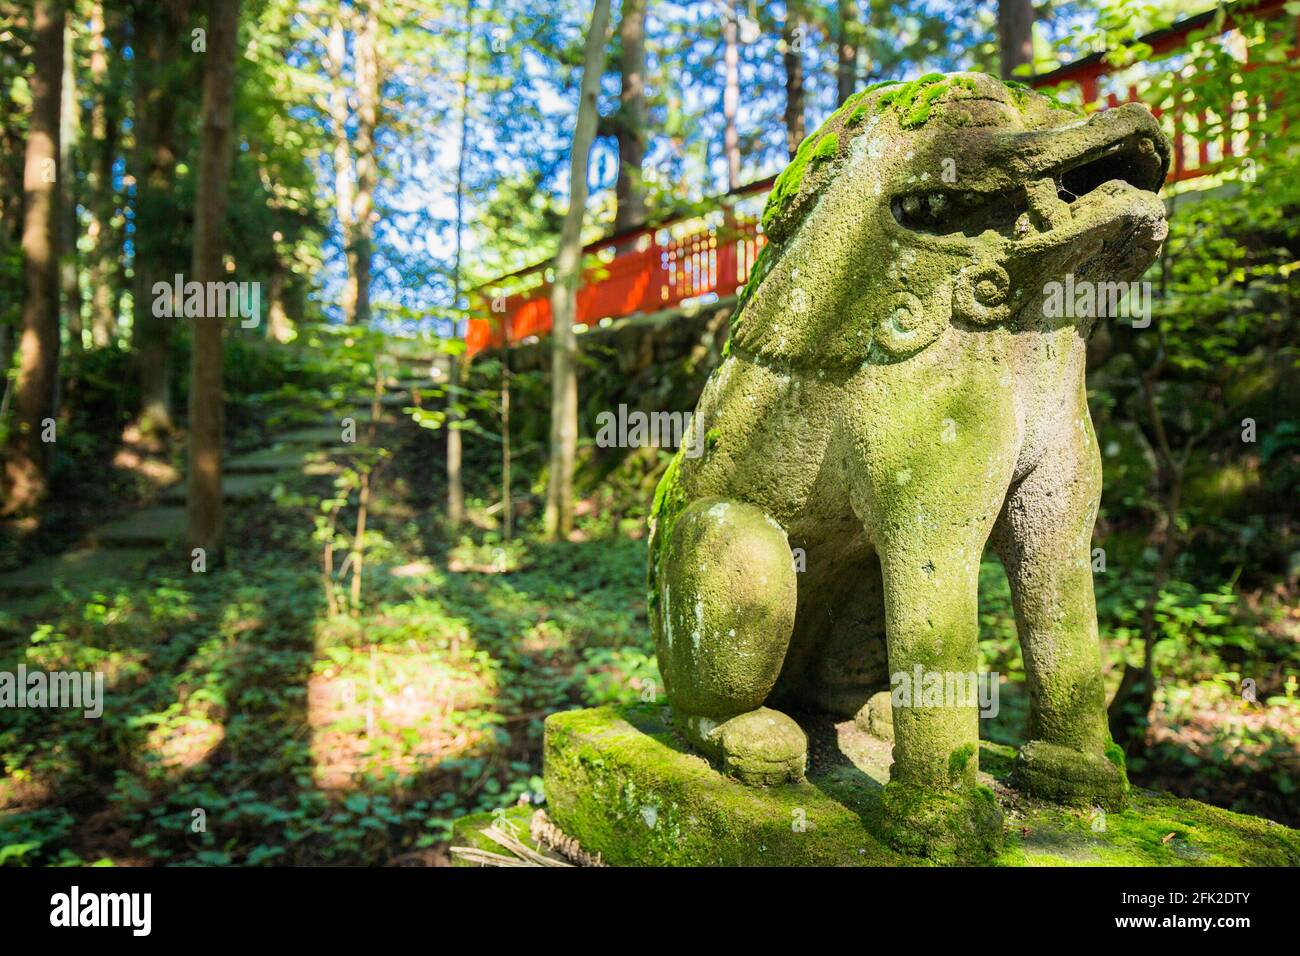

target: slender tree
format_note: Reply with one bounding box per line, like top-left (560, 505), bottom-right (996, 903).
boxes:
top-left (4, 0), bottom-right (64, 515)
top-left (721, 0), bottom-right (740, 190)
top-left (613, 0), bottom-right (647, 232)
top-left (325, 2), bottom-right (383, 326)
top-left (185, 0), bottom-right (241, 560)
top-left (998, 0), bottom-right (1035, 81)
top-left (500, 335), bottom-right (512, 539)
top-left (58, 13), bottom-right (81, 350)
top-left (543, 0), bottom-right (611, 539)
top-left (325, 11), bottom-right (357, 322)
top-left (265, 264), bottom-right (292, 342)
top-left (446, 0), bottom-right (475, 533)
top-left (131, 0), bottom-right (192, 435)
top-left (85, 0), bottom-right (119, 346)
top-left (351, 0), bottom-right (380, 325)
top-left (782, 1), bottom-right (804, 159)
top-left (836, 0), bottom-right (860, 105)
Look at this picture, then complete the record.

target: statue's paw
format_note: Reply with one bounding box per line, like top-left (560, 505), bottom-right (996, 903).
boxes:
top-left (1013, 739), bottom-right (1130, 810)
top-left (880, 780), bottom-right (1004, 864)
top-left (676, 707), bottom-right (806, 786)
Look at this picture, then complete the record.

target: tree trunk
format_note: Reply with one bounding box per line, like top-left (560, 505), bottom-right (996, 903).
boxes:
top-left (544, 0), bottom-right (611, 540)
top-left (131, 1), bottom-right (189, 435)
top-left (185, 0), bottom-right (241, 562)
top-left (613, 0), bottom-right (647, 233)
top-left (351, 1), bottom-right (380, 326)
top-left (4, 0), bottom-right (63, 515)
top-left (783, 2), bottom-right (805, 159)
top-left (86, 1), bottom-right (119, 346)
top-left (446, 0), bottom-right (475, 533)
top-left (721, 0), bottom-right (740, 191)
top-left (326, 13), bottom-right (357, 324)
top-left (501, 339), bottom-right (512, 540)
top-left (836, 0), bottom-right (860, 105)
top-left (446, 354), bottom-right (465, 530)
top-left (998, 0), bottom-right (1035, 81)
top-left (58, 16), bottom-right (81, 350)
top-left (265, 260), bottom-right (292, 342)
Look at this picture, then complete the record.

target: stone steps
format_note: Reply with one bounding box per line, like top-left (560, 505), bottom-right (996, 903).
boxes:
top-left (0, 547), bottom-right (157, 597)
top-left (2, 347), bottom-right (419, 597)
top-left (92, 506), bottom-right (188, 548)
top-left (393, 355), bottom-right (449, 379)
top-left (160, 471), bottom-right (285, 505)
top-left (277, 425), bottom-right (347, 447)
top-left (350, 392), bottom-right (409, 409)
top-left (225, 446), bottom-right (315, 474)
top-left (387, 378), bottom-right (436, 394)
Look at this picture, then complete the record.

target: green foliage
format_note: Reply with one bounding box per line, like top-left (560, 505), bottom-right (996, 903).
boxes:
top-left (978, 557), bottom-right (1299, 822)
top-left (0, 401), bottom-right (655, 864)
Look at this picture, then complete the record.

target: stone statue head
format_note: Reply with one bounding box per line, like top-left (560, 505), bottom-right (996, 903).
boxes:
top-left (731, 72), bottom-right (1171, 369)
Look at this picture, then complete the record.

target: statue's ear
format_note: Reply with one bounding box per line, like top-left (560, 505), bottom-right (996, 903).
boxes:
top-left (952, 260), bottom-right (1012, 327)
top-left (872, 283), bottom-right (952, 359)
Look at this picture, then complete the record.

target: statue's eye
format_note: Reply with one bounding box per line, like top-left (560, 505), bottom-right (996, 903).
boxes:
top-left (891, 188), bottom-right (1027, 238)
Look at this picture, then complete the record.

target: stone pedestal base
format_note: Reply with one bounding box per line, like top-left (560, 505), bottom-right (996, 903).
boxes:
top-left (452, 704), bottom-right (1300, 867)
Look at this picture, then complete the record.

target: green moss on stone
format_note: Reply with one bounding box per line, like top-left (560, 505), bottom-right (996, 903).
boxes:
top-left (541, 706), bottom-right (1300, 867)
top-left (812, 132), bottom-right (839, 161)
top-left (448, 804), bottom-right (542, 866)
top-left (647, 446), bottom-right (687, 613)
top-left (758, 72), bottom-right (1084, 239)
top-left (948, 742), bottom-right (976, 782)
top-left (874, 72), bottom-right (950, 129)
top-left (544, 704), bottom-right (911, 866)
top-left (1004, 78), bottom-right (1080, 115)
top-left (1104, 741), bottom-right (1126, 770)
top-left (881, 779), bottom-right (1004, 864)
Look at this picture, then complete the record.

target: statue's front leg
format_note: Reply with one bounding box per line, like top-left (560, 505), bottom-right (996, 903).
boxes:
top-left (992, 409), bottom-right (1129, 809)
top-left (857, 444), bottom-right (1007, 863)
top-left (873, 523), bottom-right (1004, 862)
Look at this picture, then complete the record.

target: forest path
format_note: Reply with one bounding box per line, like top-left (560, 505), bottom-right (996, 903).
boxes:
top-left (0, 354), bottom-right (439, 597)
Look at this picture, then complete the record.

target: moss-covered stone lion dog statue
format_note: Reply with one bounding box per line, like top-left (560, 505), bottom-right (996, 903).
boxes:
top-left (648, 72), bottom-right (1170, 861)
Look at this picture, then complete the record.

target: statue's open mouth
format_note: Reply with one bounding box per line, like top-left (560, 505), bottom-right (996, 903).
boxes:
top-left (891, 115), bottom-right (1168, 241)
top-left (1054, 134), bottom-right (1165, 205)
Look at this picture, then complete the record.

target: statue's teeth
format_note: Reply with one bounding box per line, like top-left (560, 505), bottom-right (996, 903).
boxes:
top-left (1025, 176), bottom-right (1070, 231)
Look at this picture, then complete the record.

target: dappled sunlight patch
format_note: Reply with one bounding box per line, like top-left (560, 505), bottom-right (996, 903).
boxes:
top-left (447, 536), bottom-right (530, 573)
top-left (308, 642), bottom-right (499, 790)
top-left (111, 424), bottom-right (180, 487)
top-left (0, 770), bottom-right (55, 815)
top-left (1146, 680), bottom-right (1300, 821)
top-left (520, 620), bottom-right (569, 656)
top-left (142, 716), bottom-right (226, 775)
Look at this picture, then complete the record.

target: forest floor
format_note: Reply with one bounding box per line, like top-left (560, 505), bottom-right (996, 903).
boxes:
top-left (0, 405), bottom-right (656, 865)
top-left (0, 390), bottom-right (1296, 865)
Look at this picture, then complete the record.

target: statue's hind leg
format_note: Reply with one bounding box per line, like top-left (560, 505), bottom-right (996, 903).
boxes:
top-left (652, 497), bottom-right (805, 785)
top-left (991, 409), bottom-right (1129, 808)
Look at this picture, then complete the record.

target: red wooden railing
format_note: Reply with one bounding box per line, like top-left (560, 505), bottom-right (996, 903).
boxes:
top-left (465, 0), bottom-right (1293, 357)
top-left (466, 179), bottom-right (772, 356)
top-left (1031, 0), bottom-right (1294, 184)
